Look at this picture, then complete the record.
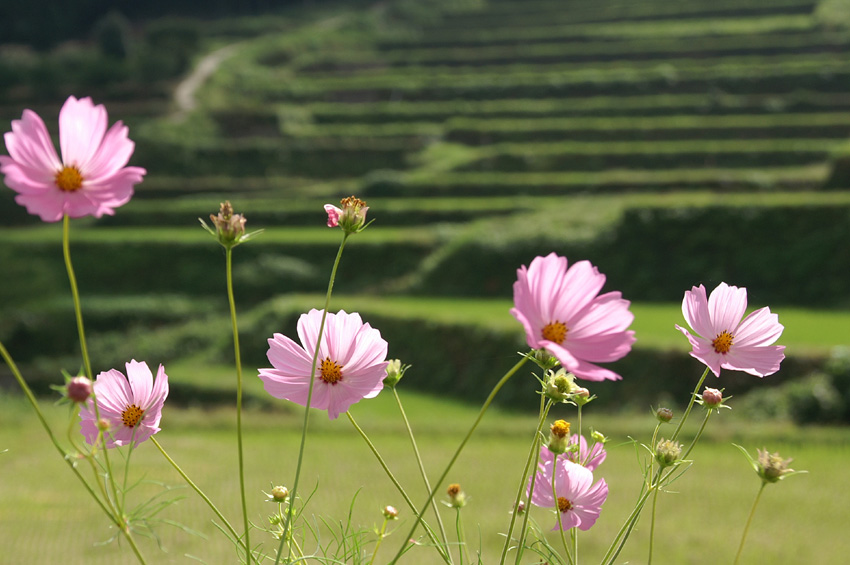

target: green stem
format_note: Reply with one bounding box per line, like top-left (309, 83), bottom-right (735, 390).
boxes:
top-left (680, 409), bottom-right (712, 462)
top-left (734, 483), bottom-right (766, 565)
top-left (151, 437), bottom-right (246, 553)
top-left (512, 398), bottom-right (553, 565)
top-left (346, 412), bottom-right (451, 564)
top-left (388, 356), bottom-right (529, 565)
top-left (275, 233), bottom-right (349, 565)
top-left (368, 517), bottom-right (390, 565)
top-left (0, 341), bottom-right (146, 563)
top-left (552, 455), bottom-right (574, 565)
top-left (671, 366), bottom-right (710, 442)
top-left (392, 388), bottom-right (452, 559)
top-left (599, 487), bottom-right (654, 565)
top-left (455, 508), bottom-right (471, 565)
top-left (647, 481), bottom-right (660, 565)
top-left (225, 246), bottom-right (252, 564)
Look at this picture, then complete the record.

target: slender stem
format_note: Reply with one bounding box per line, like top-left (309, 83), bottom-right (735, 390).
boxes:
top-left (368, 517), bottom-right (390, 565)
top-left (599, 488), bottom-right (653, 565)
top-left (680, 410), bottom-right (712, 462)
top-left (513, 398), bottom-right (553, 565)
top-left (552, 455), bottom-right (574, 565)
top-left (62, 215), bottom-right (93, 381)
top-left (648, 481), bottom-right (660, 565)
top-left (346, 412), bottom-right (451, 564)
top-left (455, 508), bottom-right (471, 565)
top-left (391, 388), bottom-right (452, 558)
top-left (0, 341), bottom-right (147, 563)
top-left (225, 247), bottom-right (252, 564)
top-left (671, 366), bottom-right (710, 442)
top-left (150, 437), bottom-right (247, 552)
top-left (734, 483), bottom-right (766, 565)
top-left (275, 233), bottom-right (349, 565)
top-left (388, 356), bottom-right (529, 565)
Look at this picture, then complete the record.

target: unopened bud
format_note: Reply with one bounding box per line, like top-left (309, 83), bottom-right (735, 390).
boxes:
top-left (446, 483), bottom-right (466, 508)
top-left (67, 376), bottom-right (93, 403)
top-left (702, 388), bottom-right (723, 407)
top-left (271, 486), bottom-right (289, 502)
top-left (547, 420), bottom-right (571, 454)
top-left (656, 407), bottom-right (674, 423)
top-left (383, 359), bottom-right (410, 388)
top-left (382, 505), bottom-right (399, 519)
top-left (97, 418), bottom-right (110, 432)
top-left (532, 349), bottom-right (560, 370)
top-left (655, 438), bottom-right (682, 468)
top-left (591, 430), bottom-right (608, 444)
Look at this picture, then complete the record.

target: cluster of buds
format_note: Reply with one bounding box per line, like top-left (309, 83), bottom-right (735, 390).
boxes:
top-left (655, 438), bottom-right (683, 468)
top-left (445, 483), bottom-right (467, 508)
top-left (324, 196), bottom-right (371, 235)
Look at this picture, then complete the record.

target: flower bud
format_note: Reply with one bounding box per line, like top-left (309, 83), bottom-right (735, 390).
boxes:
top-left (757, 449), bottom-right (795, 484)
top-left (532, 349), bottom-right (560, 370)
top-left (547, 420), bottom-right (571, 454)
top-left (67, 376), bottom-right (93, 403)
top-left (446, 483), bottom-right (467, 508)
top-left (545, 369), bottom-right (577, 401)
top-left (382, 505), bottom-right (399, 519)
top-left (326, 195), bottom-right (370, 234)
top-left (702, 388), bottom-right (723, 407)
top-left (97, 418), bottom-right (110, 432)
top-left (591, 430), bottom-right (608, 444)
top-left (270, 486), bottom-right (289, 502)
top-left (209, 201), bottom-right (247, 245)
top-left (514, 500), bottom-right (526, 515)
top-left (656, 407), bottom-right (674, 423)
top-left (655, 438), bottom-right (682, 468)
top-left (383, 359), bottom-right (410, 388)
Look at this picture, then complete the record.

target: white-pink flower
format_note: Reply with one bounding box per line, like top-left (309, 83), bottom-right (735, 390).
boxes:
top-left (675, 283), bottom-right (785, 377)
top-left (511, 253), bottom-right (635, 381)
top-left (79, 360), bottom-right (169, 448)
top-left (528, 448), bottom-right (608, 531)
top-left (0, 96), bottom-right (145, 222)
top-left (259, 309), bottom-right (389, 420)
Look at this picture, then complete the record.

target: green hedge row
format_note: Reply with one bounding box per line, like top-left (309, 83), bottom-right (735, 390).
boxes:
top-left (307, 92), bottom-right (850, 123)
top-left (406, 204), bottom-right (850, 308)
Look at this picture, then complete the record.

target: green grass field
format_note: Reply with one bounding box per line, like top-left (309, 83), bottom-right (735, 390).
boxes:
top-left (0, 386), bottom-right (845, 564)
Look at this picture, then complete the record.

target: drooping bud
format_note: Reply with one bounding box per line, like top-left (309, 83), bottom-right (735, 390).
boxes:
top-left (655, 438), bottom-right (682, 468)
top-left (67, 376), bottom-right (93, 403)
top-left (547, 419), bottom-right (571, 454)
top-left (382, 505), bottom-right (399, 519)
top-left (446, 483), bottom-right (467, 508)
top-left (656, 407), bottom-right (674, 423)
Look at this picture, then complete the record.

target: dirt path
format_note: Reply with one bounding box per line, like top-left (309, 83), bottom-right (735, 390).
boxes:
top-left (170, 43), bottom-right (241, 121)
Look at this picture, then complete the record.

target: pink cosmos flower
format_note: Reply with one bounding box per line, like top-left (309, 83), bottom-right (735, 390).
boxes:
top-left (0, 96), bottom-right (145, 222)
top-left (511, 253), bottom-right (636, 381)
top-left (259, 309), bottom-right (389, 420)
top-left (528, 448), bottom-right (608, 531)
top-left (675, 283), bottom-right (785, 377)
top-left (79, 360), bottom-right (169, 448)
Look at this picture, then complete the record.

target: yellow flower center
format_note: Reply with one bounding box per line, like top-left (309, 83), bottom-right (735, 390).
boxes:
top-left (712, 330), bottom-right (734, 354)
top-left (55, 166), bottom-right (83, 192)
top-left (550, 420), bottom-right (571, 438)
top-left (121, 404), bottom-right (145, 428)
top-left (557, 497), bottom-right (573, 513)
top-left (542, 321), bottom-right (568, 344)
top-left (319, 357), bottom-right (343, 384)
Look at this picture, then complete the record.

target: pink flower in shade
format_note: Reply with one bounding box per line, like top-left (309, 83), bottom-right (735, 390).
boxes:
top-left (528, 448), bottom-right (608, 531)
top-left (79, 360), bottom-right (169, 448)
top-left (324, 204), bottom-right (342, 227)
top-left (566, 434), bottom-right (607, 471)
top-left (675, 283), bottom-right (785, 378)
top-left (259, 309), bottom-right (389, 420)
top-left (0, 96), bottom-right (145, 222)
top-left (511, 253), bottom-right (636, 381)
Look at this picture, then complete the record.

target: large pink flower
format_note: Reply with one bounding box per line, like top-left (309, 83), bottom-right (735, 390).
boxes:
top-left (259, 309), bottom-right (389, 420)
top-left (79, 360), bottom-right (169, 448)
top-left (528, 448), bottom-right (608, 531)
top-left (0, 96), bottom-right (145, 222)
top-left (675, 282), bottom-right (785, 377)
top-left (511, 253), bottom-right (635, 381)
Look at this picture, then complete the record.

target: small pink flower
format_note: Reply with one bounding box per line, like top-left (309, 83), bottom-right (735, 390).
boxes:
top-left (324, 204), bottom-right (342, 227)
top-left (511, 253), bottom-right (635, 381)
top-left (259, 309), bottom-right (389, 420)
top-left (79, 360), bottom-right (169, 448)
top-left (528, 448), bottom-right (608, 531)
top-left (675, 283), bottom-right (785, 377)
top-left (0, 96), bottom-right (145, 222)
